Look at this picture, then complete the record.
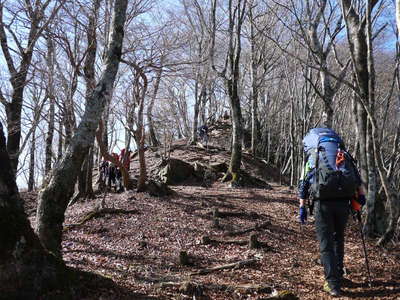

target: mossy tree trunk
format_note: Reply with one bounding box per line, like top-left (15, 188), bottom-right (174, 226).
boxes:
top-left (0, 122), bottom-right (66, 298)
top-left (35, 0), bottom-right (129, 256)
top-left (210, 0), bottom-right (246, 185)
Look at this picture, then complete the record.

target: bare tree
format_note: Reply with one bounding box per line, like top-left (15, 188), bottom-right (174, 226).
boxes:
top-left (35, 0), bottom-right (129, 256)
top-left (340, 0), bottom-right (400, 245)
top-left (0, 0), bottom-right (65, 174)
top-left (210, 0), bottom-right (247, 186)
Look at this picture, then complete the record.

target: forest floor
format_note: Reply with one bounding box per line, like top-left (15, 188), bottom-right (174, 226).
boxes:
top-left (23, 140), bottom-right (400, 300)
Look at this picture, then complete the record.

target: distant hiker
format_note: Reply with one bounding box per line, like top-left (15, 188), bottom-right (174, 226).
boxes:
top-left (110, 151), bottom-right (117, 160)
top-left (120, 148), bottom-right (131, 171)
top-left (99, 160), bottom-right (108, 182)
top-left (298, 128), bottom-right (366, 297)
top-left (107, 163), bottom-right (117, 191)
top-left (198, 124), bottom-right (209, 145)
top-left (115, 166), bottom-right (124, 192)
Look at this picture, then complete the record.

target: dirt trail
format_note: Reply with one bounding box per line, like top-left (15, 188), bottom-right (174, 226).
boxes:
top-left (57, 178), bottom-right (400, 299)
top-left (23, 136), bottom-right (400, 299)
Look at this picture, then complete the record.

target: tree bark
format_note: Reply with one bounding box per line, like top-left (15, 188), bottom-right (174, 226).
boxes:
top-left (0, 122), bottom-right (65, 298)
top-left (45, 36), bottom-right (56, 176)
top-left (249, 5), bottom-right (259, 157)
top-left (211, 0), bottom-right (246, 185)
top-left (148, 66), bottom-right (162, 147)
top-left (35, 0), bottom-right (128, 256)
top-left (28, 128), bottom-right (36, 192)
top-left (397, 0), bottom-right (400, 39)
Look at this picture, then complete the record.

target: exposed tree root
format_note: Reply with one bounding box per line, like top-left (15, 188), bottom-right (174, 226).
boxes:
top-left (202, 236), bottom-right (248, 246)
top-left (157, 280), bottom-right (272, 295)
top-left (189, 258), bottom-right (259, 275)
top-left (224, 221), bottom-right (271, 236)
top-left (202, 234), bottom-right (272, 250)
top-left (64, 208), bottom-right (139, 230)
top-left (211, 208), bottom-right (261, 219)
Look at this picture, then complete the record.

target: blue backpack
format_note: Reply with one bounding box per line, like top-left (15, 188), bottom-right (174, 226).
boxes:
top-left (303, 128), bottom-right (361, 200)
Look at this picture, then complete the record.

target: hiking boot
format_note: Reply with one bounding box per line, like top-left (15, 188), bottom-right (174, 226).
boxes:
top-left (323, 281), bottom-right (342, 297)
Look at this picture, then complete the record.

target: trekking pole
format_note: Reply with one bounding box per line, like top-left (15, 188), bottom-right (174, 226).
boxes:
top-left (354, 210), bottom-right (373, 287)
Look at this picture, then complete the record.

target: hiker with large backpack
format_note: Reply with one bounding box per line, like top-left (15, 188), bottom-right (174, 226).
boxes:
top-left (298, 128), bottom-right (366, 297)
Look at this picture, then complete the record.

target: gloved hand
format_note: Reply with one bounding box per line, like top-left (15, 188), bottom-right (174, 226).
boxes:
top-left (358, 194), bottom-right (366, 206)
top-left (299, 206), bottom-right (307, 224)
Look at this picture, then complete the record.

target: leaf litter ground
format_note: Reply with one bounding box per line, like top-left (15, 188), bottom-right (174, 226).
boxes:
top-left (24, 145), bottom-right (400, 300)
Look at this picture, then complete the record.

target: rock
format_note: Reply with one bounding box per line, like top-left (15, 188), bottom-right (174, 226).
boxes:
top-left (265, 290), bottom-right (299, 300)
top-left (179, 281), bottom-right (203, 296)
top-left (209, 162), bottom-right (228, 173)
top-left (178, 251), bottom-right (190, 266)
top-left (146, 180), bottom-right (173, 197)
top-left (158, 158), bottom-right (194, 184)
top-left (238, 170), bottom-right (272, 189)
top-left (192, 162), bottom-right (206, 179)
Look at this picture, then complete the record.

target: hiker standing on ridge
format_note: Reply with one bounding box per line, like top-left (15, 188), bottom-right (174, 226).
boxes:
top-left (298, 128), bottom-right (366, 297)
top-left (198, 124), bottom-right (209, 145)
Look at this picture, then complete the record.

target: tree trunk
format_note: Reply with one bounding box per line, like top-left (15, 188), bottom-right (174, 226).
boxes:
top-left (35, 0), bottom-right (128, 256)
top-left (45, 37), bottom-right (56, 176)
top-left (28, 128), bottom-right (36, 192)
top-left (0, 122), bottom-right (66, 298)
top-left (57, 116), bottom-right (63, 162)
top-left (226, 78), bottom-right (243, 184)
top-left (148, 66), bottom-right (162, 147)
top-left (137, 128), bottom-right (147, 192)
top-left (397, 0), bottom-right (400, 38)
top-left (210, 0), bottom-right (246, 185)
top-left (319, 69), bottom-right (334, 128)
top-left (249, 6), bottom-right (259, 157)
top-left (340, 0), bottom-right (397, 241)
top-left (192, 79), bottom-right (200, 144)
top-left (85, 147), bottom-right (95, 197)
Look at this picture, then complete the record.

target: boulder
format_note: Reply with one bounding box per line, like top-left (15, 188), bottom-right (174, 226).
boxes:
top-left (209, 162), bottom-right (228, 173)
top-left (158, 158), bottom-right (194, 184)
top-left (146, 180), bottom-right (173, 197)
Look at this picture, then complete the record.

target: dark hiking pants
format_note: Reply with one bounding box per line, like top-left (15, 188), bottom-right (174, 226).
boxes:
top-left (315, 200), bottom-right (349, 290)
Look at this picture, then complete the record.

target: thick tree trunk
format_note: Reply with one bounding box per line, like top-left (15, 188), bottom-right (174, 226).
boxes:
top-left (211, 0), bottom-right (246, 185)
top-left (340, 0), bottom-right (397, 241)
top-left (35, 0), bottom-right (128, 256)
top-left (79, 0), bottom-right (100, 200)
top-left (226, 79), bottom-right (243, 184)
top-left (0, 122), bottom-right (66, 298)
top-left (319, 69), bottom-right (334, 128)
